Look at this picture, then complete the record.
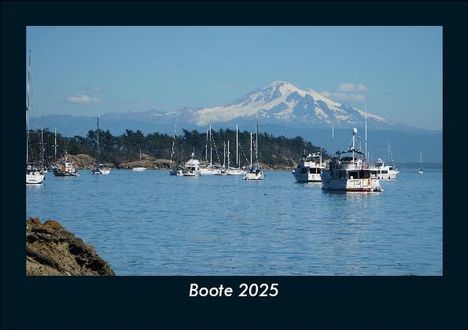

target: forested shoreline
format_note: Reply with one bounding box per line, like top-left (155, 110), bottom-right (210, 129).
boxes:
top-left (26, 128), bottom-right (329, 169)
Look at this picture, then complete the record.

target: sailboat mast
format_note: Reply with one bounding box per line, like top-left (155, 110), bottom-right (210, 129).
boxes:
top-left (41, 121), bottom-right (45, 167)
top-left (227, 140), bottom-right (230, 168)
top-left (255, 110), bottom-right (259, 168)
top-left (54, 128), bottom-right (57, 161)
top-left (250, 132), bottom-right (253, 167)
top-left (236, 124), bottom-right (239, 168)
top-left (205, 129), bottom-right (208, 162)
top-left (223, 141), bottom-right (226, 168)
top-left (364, 101), bottom-right (368, 159)
top-left (209, 125), bottom-right (212, 166)
top-left (26, 50), bottom-right (31, 164)
top-left (96, 115), bottom-right (100, 165)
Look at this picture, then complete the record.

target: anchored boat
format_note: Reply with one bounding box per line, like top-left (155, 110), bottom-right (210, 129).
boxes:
top-left (91, 115), bottom-right (111, 175)
top-left (292, 151), bottom-right (324, 183)
top-left (53, 153), bottom-right (79, 177)
top-left (321, 128), bottom-right (382, 192)
top-left (25, 51), bottom-right (45, 185)
top-left (243, 111), bottom-right (264, 181)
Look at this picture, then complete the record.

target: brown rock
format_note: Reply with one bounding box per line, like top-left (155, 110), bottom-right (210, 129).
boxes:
top-left (26, 218), bottom-right (115, 276)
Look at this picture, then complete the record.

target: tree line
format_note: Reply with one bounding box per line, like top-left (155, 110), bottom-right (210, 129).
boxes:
top-left (26, 128), bottom-right (329, 167)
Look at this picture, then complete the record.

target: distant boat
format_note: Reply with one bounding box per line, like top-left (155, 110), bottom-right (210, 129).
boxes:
top-left (292, 151), bottom-right (324, 183)
top-left (182, 152), bottom-right (200, 177)
top-left (53, 152), bottom-right (79, 177)
top-left (321, 128), bottom-right (382, 192)
top-left (417, 151), bottom-right (424, 174)
top-left (370, 157), bottom-right (399, 180)
top-left (91, 115), bottom-right (111, 175)
top-left (227, 124), bottom-right (247, 176)
top-left (244, 111), bottom-right (264, 181)
top-left (133, 149), bottom-right (146, 172)
top-left (199, 125), bottom-right (221, 175)
top-left (25, 50), bottom-right (45, 185)
top-left (169, 112), bottom-right (182, 176)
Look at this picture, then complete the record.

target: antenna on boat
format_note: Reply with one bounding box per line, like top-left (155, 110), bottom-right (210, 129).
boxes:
top-left (352, 127), bottom-right (357, 162)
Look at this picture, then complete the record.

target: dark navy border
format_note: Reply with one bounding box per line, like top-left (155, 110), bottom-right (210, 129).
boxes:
top-left (2, 1), bottom-right (466, 329)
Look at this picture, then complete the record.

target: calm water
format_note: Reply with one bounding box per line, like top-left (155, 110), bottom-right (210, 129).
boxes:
top-left (26, 168), bottom-right (442, 276)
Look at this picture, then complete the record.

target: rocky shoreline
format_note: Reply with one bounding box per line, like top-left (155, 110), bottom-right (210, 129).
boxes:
top-left (26, 218), bottom-right (115, 276)
top-left (65, 153), bottom-right (296, 170)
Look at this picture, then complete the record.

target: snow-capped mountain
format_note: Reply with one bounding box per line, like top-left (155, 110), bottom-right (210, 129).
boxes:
top-left (189, 81), bottom-right (394, 129)
top-left (32, 80), bottom-right (441, 162)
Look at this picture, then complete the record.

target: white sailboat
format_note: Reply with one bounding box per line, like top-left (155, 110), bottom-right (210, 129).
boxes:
top-left (227, 124), bottom-right (247, 175)
top-left (26, 50), bottom-right (45, 185)
top-left (243, 111), bottom-right (264, 181)
top-left (91, 115), bottom-right (111, 175)
top-left (417, 151), bottom-right (424, 174)
top-left (169, 113), bottom-right (182, 175)
top-left (132, 150), bottom-right (147, 171)
top-left (199, 125), bottom-right (221, 175)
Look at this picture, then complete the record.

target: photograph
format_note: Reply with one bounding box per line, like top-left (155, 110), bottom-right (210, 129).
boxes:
top-left (25, 26), bottom-right (443, 277)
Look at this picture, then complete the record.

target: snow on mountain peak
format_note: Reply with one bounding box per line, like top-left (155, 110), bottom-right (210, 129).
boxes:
top-left (191, 81), bottom-right (391, 128)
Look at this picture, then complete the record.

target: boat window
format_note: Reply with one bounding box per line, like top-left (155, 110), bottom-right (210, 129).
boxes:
top-left (382, 170), bottom-right (388, 174)
top-left (349, 171), bottom-right (358, 179)
top-left (359, 170), bottom-right (370, 178)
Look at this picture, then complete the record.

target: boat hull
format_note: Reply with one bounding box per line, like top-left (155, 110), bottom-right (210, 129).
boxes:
top-left (243, 171), bottom-right (264, 181)
top-left (321, 171), bottom-right (382, 192)
top-left (226, 168), bottom-right (247, 176)
top-left (26, 172), bottom-right (45, 184)
top-left (292, 170), bottom-right (322, 182)
top-left (199, 168), bottom-right (221, 175)
top-left (53, 169), bottom-right (78, 177)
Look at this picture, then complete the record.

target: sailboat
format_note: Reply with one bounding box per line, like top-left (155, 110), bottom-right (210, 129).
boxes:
top-left (417, 151), bottom-right (424, 174)
top-left (243, 110), bottom-right (264, 180)
top-left (91, 115), bottom-right (111, 175)
top-left (132, 150), bottom-right (146, 171)
top-left (199, 125), bottom-right (221, 175)
top-left (26, 50), bottom-right (45, 184)
top-left (227, 124), bottom-right (247, 175)
top-left (169, 112), bottom-right (182, 175)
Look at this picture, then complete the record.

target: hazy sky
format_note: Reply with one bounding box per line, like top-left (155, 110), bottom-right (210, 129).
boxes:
top-left (26, 26), bottom-right (442, 130)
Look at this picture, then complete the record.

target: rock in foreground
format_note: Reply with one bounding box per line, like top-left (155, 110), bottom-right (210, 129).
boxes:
top-left (26, 218), bottom-right (115, 276)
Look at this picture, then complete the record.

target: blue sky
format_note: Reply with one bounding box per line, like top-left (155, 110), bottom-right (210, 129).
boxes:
top-left (27, 26), bottom-right (442, 130)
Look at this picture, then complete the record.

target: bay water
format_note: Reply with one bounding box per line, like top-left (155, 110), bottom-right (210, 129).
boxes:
top-left (26, 168), bottom-right (442, 275)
